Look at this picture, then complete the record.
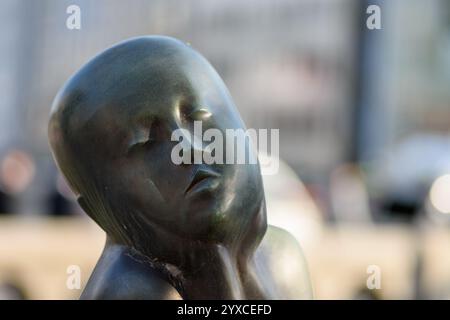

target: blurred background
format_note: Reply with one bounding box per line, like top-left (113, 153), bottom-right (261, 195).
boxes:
top-left (0, 0), bottom-right (450, 299)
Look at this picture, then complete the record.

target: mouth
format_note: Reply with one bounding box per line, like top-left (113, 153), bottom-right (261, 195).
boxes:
top-left (184, 168), bottom-right (221, 196)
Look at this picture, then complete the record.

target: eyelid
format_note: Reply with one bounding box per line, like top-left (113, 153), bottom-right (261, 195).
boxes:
top-left (126, 126), bottom-right (153, 154)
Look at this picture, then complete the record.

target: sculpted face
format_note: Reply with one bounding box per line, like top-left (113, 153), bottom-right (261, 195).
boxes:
top-left (49, 37), bottom-right (265, 245)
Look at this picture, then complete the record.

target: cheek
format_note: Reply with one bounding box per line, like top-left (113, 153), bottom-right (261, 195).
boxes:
top-left (230, 165), bottom-right (263, 206)
top-left (109, 160), bottom-right (168, 214)
top-left (132, 143), bottom-right (188, 199)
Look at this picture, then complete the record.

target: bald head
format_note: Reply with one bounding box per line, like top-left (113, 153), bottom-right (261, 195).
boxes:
top-left (48, 36), bottom-right (264, 258)
top-left (49, 36), bottom-right (233, 191)
top-left (50, 37), bottom-right (226, 159)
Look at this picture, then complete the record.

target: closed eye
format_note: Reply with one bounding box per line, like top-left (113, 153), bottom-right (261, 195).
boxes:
top-left (126, 126), bottom-right (155, 155)
top-left (126, 139), bottom-right (155, 156)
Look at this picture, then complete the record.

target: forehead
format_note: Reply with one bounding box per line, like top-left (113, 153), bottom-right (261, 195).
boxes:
top-left (76, 38), bottom-right (228, 123)
top-left (51, 37), bottom-right (240, 156)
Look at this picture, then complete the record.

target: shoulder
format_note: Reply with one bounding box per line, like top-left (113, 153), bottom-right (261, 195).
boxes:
top-left (81, 242), bottom-right (182, 300)
top-left (257, 225), bottom-right (314, 299)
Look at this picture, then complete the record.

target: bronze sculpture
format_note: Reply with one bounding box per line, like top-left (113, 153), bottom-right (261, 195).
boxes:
top-left (48, 36), bottom-right (312, 299)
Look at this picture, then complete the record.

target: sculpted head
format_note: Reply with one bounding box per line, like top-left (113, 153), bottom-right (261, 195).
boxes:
top-left (48, 36), bottom-right (266, 262)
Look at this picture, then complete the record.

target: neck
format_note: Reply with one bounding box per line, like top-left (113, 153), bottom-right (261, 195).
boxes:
top-left (105, 203), bottom-right (268, 299)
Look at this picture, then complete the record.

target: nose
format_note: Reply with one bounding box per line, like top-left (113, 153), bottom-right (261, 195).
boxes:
top-left (168, 120), bottom-right (211, 165)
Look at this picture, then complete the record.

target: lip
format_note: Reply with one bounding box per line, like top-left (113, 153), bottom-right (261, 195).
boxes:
top-left (184, 168), bottom-right (221, 196)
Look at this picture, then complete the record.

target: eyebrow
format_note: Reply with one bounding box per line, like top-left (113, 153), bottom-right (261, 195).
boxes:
top-left (187, 108), bottom-right (212, 119)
